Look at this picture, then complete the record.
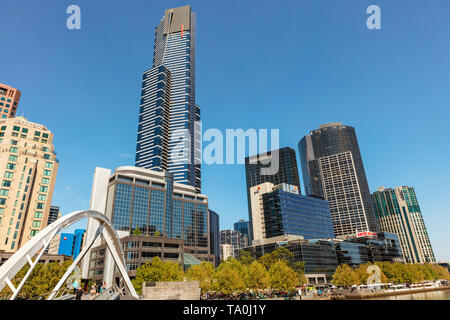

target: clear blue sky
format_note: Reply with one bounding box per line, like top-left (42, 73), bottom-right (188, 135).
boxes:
top-left (1, 0), bottom-right (449, 261)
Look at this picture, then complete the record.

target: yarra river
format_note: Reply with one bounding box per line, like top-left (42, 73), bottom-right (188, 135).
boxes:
top-left (368, 289), bottom-right (450, 300)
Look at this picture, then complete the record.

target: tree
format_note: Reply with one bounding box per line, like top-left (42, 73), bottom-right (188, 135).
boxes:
top-left (131, 257), bottom-right (184, 294)
top-left (238, 250), bottom-right (255, 266)
top-left (331, 264), bottom-right (360, 287)
top-left (268, 260), bottom-right (298, 291)
top-left (0, 260), bottom-right (74, 299)
top-left (354, 263), bottom-right (388, 285)
top-left (292, 261), bottom-right (307, 285)
top-left (259, 247), bottom-right (293, 270)
top-left (133, 227), bottom-right (142, 236)
top-left (212, 257), bottom-right (246, 295)
top-left (245, 261), bottom-right (270, 290)
top-left (185, 261), bottom-right (215, 294)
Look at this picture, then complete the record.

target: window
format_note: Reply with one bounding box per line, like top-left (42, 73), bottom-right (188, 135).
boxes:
top-left (34, 212), bottom-right (43, 218)
top-left (13, 126), bottom-right (20, 132)
top-left (10, 140), bottom-right (18, 145)
top-left (35, 131), bottom-right (41, 136)
top-left (0, 198), bottom-right (5, 205)
top-left (9, 147), bottom-right (18, 153)
top-left (43, 170), bottom-right (51, 176)
top-left (2, 180), bottom-right (11, 187)
top-left (45, 162), bottom-right (53, 168)
top-left (22, 128), bottom-right (28, 133)
top-left (41, 178), bottom-right (50, 184)
top-left (32, 221), bottom-right (41, 228)
top-left (6, 163), bottom-right (16, 170)
top-left (39, 186), bottom-right (48, 193)
top-left (37, 194), bottom-right (46, 201)
top-left (36, 203), bottom-right (44, 209)
top-left (42, 133), bottom-right (49, 138)
top-left (44, 154), bottom-right (50, 159)
top-left (8, 155), bottom-right (18, 161)
top-left (30, 230), bottom-right (39, 237)
top-left (0, 189), bottom-right (9, 196)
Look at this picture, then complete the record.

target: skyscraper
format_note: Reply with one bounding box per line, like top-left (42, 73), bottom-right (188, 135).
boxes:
top-left (0, 83), bottom-right (20, 119)
top-left (249, 182), bottom-right (335, 241)
top-left (0, 117), bottom-right (58, 252)
top-left (299, 123), bottom-right (379, 238)
top-left (371, 186), bottom-right (435, 263)
top-left (136, 5), bottom-right (201, 192)
top-left (245, 147), bottom-right (301, 242)
top-left (233, 220), bottom-right (250, 241)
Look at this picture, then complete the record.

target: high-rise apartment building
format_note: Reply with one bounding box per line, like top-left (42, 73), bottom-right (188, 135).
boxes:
top-left (299, 123), bottom-right (378, 237)
top-left (245, 147), bottom-right (301, 242)
top-left (0, 117), bottom-right (58, 252)
top-left (136, 5), bottom-right (201, 192)
top-left (371, 186), bottom-right (435, 263)
top-left (249, 182), bottom-right (335, 242)
top-left (0, 83), bottom-right (20, 119)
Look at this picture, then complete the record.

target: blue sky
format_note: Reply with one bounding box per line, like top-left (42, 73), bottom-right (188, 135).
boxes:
top-left (1, 0), bottom-right (449, 261)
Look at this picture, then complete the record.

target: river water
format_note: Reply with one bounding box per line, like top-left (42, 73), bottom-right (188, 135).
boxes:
top-left (369, 289), bottom-right (450, 300)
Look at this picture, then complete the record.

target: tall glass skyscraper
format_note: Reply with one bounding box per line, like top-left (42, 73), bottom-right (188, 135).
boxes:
top-left (299, 123), bottom-right (379, 238)
top-left (136, 5), bottom-right (201, 192)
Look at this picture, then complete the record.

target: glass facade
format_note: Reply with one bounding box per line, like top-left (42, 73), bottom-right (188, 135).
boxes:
top-left (261, 190), bottom-right (335, 240)
top-left (209, 210), bottom-right (220, 267)
top-left (233, 220), bottom-right (250, 241)
top-left (334, 232), bottom-right (404, 267)
top-left (107, 168), bottom-right (211, 263)
top-left (245, 147), bottom-right (301, 242)
top-left (136, 5), bottom-right (201, 192)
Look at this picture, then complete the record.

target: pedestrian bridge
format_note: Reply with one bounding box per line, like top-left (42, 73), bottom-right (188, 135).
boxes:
top-left (0, 210), bottom-right (139, 300)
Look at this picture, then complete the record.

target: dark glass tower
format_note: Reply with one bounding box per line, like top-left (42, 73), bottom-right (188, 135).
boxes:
top-left (245, 147), bottom-right (301, 242)
top-left (299, 123), bottom-right (379, 237)
top-left (136, 5), bottom-right (201, 192)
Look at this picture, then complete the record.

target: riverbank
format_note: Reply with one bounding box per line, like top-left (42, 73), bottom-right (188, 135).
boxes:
top-left (334, 285), bottom-right (450, 300)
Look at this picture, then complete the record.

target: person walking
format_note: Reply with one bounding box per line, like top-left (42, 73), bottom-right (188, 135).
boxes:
top-left (75, 288), bottom-right (84, 301)
top-left (89, 285), bottom-right (97, 299)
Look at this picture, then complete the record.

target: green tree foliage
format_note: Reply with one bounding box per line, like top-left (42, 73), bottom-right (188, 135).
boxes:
top-left (259, 247), bottom-right (293, 270)
top-left (0, 260), bottom-right (73, 299)
top-left (237, 250), bottom-right (255, 266)
top-left (354, 263), bottom-right (388, 285)
top-left (331, 264), bottom-right (360, 287)
top-left (292, 261), bottom-right (307, 285)
top-left (212, 257), bottom-right (246, 294)
top-left (132, 227), bottom-right (142, 236)
top-left (268, 260), bottom-right (298, 291)
top-left (245, 261), bottom-right (270, 290)
top-left (185, 261), bottom-right (215, 294)
top-left (131, 257), bottom-right (184, 294)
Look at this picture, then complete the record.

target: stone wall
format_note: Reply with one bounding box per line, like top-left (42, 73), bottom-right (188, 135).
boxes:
top-left (142, 281), bottom-right (201, 300)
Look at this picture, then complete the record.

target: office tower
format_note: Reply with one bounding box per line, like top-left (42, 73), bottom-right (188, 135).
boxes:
top-left (299, 123), bottom-right (379, 238)
top-left (0, 117), bottom-right (58, 252)
top-left (220, 229), bottom-right (248, 252)
top-left (136, 5), bottom-right (201, 192)
top-left (209, 209), bottom-right (220, 267)
top-left (249, 182), bottom-right (335, 242)
top-left (81, 167), bottom-right (111, 279)
top-left (245, 147), bottom-right (301, 242)
top-left (44, 205), bottom-right (61, 254)
top-left (47, 205), bottom-right (60, 225)
top-left (333, 232), bottom-right (404, 267)
top-left (371, 186), bottom-right (436, 263)
top-left (86, 166), bottom-right (213, 264)
top-left (0, 83), bottom-right (20, 119)
top-left (58, 229), bottom-right (86, 259)
top-left (233, 220), bottom-right (250, 241)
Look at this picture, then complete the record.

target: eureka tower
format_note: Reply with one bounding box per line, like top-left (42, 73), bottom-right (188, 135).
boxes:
top-left (136, 5), bottom-right (201, 192)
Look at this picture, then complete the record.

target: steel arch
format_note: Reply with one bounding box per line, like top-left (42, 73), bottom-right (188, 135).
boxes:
top-left (0, 210), bottom-right (139, 300)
